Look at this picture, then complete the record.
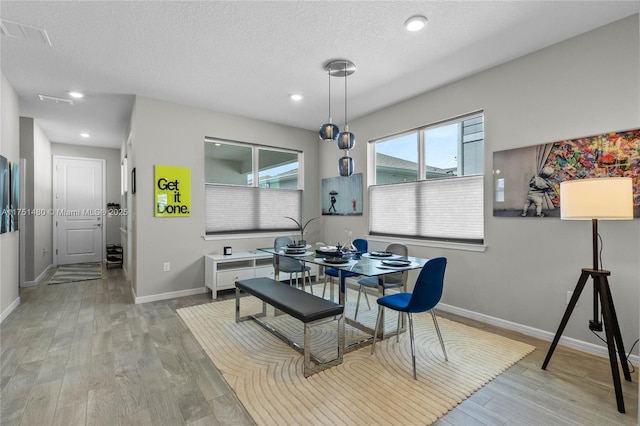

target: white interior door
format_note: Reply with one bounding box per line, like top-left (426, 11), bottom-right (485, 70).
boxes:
top-left (55, 156), bottom-right (105, 265)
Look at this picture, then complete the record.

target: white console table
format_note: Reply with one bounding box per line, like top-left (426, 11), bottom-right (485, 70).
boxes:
top-left (205, 252), bottom-right (274, 299)
top-left (204, 251), bottom-right (320, 299)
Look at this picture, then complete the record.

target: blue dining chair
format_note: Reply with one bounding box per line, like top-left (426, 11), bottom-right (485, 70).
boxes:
top-left (371, 257), bottom-right (448, 380)
top-left (322, 238), bottom-right (368, 301)
top-left (354, 242), bottom-right (408, 320)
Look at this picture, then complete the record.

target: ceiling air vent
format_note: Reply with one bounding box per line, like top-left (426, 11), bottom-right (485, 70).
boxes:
top-left (38, 95), bottom-right (74, 105)
top-left (0, 19), bottom-right (51, 46)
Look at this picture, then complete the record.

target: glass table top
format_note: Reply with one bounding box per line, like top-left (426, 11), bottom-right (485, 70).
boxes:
top-left (257, 247), bottom-right (428, 277)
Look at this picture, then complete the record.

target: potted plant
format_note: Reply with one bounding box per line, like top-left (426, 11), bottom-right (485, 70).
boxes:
top-left (285, 216), bottom-right (318, 246)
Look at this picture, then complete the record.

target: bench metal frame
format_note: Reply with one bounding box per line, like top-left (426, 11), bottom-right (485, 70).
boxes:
top-left (235, 287), bottom-right (344, 377)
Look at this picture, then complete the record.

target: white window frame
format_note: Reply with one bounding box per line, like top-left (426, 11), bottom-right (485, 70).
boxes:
top-left (368, 112), bottom-right (485, 247)
top-left (204, 138), bottom-right (304, 236)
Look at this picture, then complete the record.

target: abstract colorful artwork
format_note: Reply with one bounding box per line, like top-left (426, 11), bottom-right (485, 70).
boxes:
top-left (493, 129), bottom-right (639, 218)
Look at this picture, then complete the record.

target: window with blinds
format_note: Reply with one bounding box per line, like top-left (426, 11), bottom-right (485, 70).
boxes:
top-left (205, 185), bottom-right (301, 234)
top-left (370, 112), bottom-right (484, 243)
top-left (369, 176), bottom-right (484, 243)
top-left (204, 138), bottom-right (302, 235)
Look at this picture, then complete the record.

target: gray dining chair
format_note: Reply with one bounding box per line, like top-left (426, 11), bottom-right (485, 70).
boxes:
top-left (274, 236), bottom-right (313, 294)
top-left (355, 242), bottom-right (408, 320)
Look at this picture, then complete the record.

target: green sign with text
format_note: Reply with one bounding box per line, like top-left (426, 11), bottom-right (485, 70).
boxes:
top-left (154, 165), bottom-right (191, 217)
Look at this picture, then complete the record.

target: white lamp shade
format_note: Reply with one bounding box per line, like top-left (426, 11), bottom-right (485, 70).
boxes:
top-left (560, 177), bottom-right (633, 220)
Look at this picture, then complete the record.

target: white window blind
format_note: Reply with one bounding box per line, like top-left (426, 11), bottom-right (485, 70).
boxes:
top-left (206, 185), bottom-right (301, 234)
top-left (369, 175), bottom-right (484, 243)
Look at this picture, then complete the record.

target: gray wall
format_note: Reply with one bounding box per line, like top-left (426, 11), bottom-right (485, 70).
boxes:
top-left (51, 143), bottom-right (122, 246)
top-left (0, 73), bottom-right (20, 319)
top-left (322, 15), bottom-right (639, 352)
top-left (127, 97), bottom-right (320, 299)
top-left (19, 117), bottom-right (52, 283)
top-left (122, 16), bottom-right (639, 355)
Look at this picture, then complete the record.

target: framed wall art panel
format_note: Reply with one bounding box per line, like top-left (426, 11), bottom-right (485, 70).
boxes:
top-left (493, 128), bottom-right (639, 218)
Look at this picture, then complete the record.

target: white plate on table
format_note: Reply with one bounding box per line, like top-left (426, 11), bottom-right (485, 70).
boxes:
top-left (376, 259), bottom-right (416, 269)
top-left (362, 252), bottom-right (401, 259)
top-left (316, 246), bottom-right (339, 252)
top-left (314, 257), bottom-right (357, 266)
top-left (279, 250), bottom-right (313, 256)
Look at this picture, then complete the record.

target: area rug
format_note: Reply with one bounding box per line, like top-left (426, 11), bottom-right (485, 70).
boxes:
top-left (177, 295), bottom-right (535, 425)
top-left (47, 262), bottom-right (103, 284)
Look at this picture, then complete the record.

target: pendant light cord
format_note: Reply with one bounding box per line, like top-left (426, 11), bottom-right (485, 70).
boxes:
top-left (344, 60), bottom-right (348, 130)
top-left (328, 68), bottom-right (331, 120)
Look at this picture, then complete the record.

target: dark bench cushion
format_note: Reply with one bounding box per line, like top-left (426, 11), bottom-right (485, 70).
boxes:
top-left (236, 277), bottom-right (343, 323)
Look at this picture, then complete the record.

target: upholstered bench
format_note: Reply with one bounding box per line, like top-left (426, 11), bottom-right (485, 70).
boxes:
top-left (235, 277), bottom-right (344, 377)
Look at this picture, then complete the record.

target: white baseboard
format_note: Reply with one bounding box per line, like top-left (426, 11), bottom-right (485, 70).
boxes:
top-left (0, 297), bottom-right (20, 323)
top-left (21, 264), bottom-right (54, 288)
top-left (438, 303), bottom-right (639, 366)
top-left (134, 286), bottom-right (207, 304)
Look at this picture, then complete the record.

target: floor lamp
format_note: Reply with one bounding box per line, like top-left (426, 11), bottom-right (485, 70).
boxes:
top-left (541, 177), bottom-right (634, 413)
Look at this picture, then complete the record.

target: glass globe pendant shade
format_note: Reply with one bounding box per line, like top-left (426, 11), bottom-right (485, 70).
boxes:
top-left (319, 122), bottom-right (339, 141)
top-left (338, 156), bottom-right (354, 177)
top-left (336, 130), bottom-right (355, 150)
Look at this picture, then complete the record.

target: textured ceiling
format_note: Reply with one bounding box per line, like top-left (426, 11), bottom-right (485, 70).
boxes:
top-left (1, 1), bottom-right (638, 149)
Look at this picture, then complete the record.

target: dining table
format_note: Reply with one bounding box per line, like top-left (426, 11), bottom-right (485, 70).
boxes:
top-left (257, 245), bottom-right (430, 352)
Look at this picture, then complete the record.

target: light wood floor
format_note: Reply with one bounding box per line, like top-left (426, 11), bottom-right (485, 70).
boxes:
top-left (1, 266), bottom-right (637, 425)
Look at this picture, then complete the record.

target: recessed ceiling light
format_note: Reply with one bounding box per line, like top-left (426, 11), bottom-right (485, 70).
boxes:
top-left (405, 15), bottom-right (428, 32)
top-left (290, 94), bottom-right (303, 101)
top-left (69, 91), bottom-right (84, 98)
top-left (80, 133), bottom-right (90, 138)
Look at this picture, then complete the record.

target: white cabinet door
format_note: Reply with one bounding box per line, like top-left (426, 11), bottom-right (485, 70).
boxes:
top-left (217, 269), bottom-right (255, 291)
top-left (255, 266), bottom-right (275, 280)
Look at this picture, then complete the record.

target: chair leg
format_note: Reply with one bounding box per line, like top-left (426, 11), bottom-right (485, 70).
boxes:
top-left (307, 270), bottom-right (313, 295)
top-left (371, 306), bottom-right (384, 354)
top-left (322, 275), bottom-right (328, 298)
top-left (323, 275), bottom-right (335, 301)
top-left (355, 286), bottom-right (363, 320)
top-left (408, 312), bottom-right (417, 380)
top-left (396, 312), bottom-right (401, 343)
top-left (363, 288), bottom-right (371, 310)
top-left (430, 310), bottom-right (448, 361)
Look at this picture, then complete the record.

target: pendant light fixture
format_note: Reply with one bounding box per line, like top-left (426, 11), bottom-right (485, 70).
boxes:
top-left (336, 59), bottom-right (355, 152)
top-left (320, 59), bottom-right (356, 176)
top-left (338, 155), bottom-right (354, 177)
top-left (319, 66), bottom-right (339, 141)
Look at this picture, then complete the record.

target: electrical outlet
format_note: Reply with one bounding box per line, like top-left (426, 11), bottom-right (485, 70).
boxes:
top-left (163, 262), bottom-right (170, 272)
